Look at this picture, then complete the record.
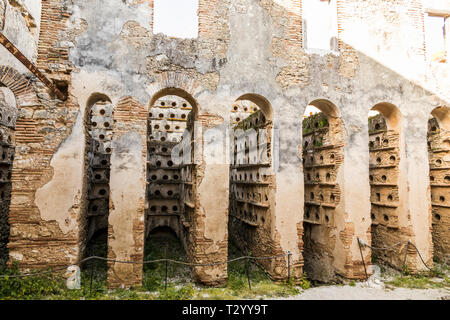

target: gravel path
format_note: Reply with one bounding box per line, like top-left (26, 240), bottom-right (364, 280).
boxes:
top-left (281, 283), bottom-right (449, 300)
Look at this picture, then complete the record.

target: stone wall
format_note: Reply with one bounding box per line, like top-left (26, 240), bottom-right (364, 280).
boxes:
top-left (0, 0), bottom-right (448, 287)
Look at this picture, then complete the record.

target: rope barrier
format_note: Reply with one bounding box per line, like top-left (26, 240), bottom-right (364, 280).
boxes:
top-left (357, 238), bottom-right (438, 279)
top-left (0, 253), bottom-right (291, 280)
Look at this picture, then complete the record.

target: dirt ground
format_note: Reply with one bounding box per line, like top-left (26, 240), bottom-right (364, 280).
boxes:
top-left (280, 283), bottom-right (449, 300)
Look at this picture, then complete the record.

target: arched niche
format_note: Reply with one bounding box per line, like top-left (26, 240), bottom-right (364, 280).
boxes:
top-left (149, 87), bottom-right (198, 117)
top-left (427, 106), bottom-right (450, 263)
top-left (145, 88), bottom-right (198, 267)
top-left (235, 93), bottom-right (273, 122)
top-left (368, 102), bottom-right (404, 268)
top-left (228, 93), bottom-right (280, 278)
top-left (431, 106), bottom-right (450, 131)
top-left (0, 84), bottom-right (18, 266)
top-left (82, 93), bottom-right (114, 273)
top-left (301, 99), bottom-right (345, 282)
top-left (371, 102), bottom-right (402, 133)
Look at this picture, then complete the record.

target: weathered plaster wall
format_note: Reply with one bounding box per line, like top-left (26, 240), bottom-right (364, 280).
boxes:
top-left (0, 0), bottom-right (41, 74)
top-left (3, 0), bottom-right (448, 284)
top-left (107, 97), bottom-right (147, 288)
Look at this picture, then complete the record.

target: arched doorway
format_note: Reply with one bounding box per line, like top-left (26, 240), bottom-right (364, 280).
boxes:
top-left (228, 94), bottom-right (280, 278)
top-left (0, 85), bottom-right (17, 266)
top-left (368, 103), bottom-right (405, 268)
top-left (427, 106), bottom-right (450, 263)
top-left (146, 89), bottom-right (196, 270)
top-left (302, 100), bottom-right (345, 282)
top-left (82, 94), bottom-right (114, 274)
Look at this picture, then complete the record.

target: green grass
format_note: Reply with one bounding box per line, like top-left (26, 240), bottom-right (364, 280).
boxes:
top-left (387, 274), bottom-right (450, 290)
top-left (0, 233), bottom-right (307, 300)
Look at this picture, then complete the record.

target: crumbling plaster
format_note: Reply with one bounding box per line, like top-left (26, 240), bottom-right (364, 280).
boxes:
top-left (0, 0), bottom-right (41, 74)
top-left (9, 0), bottom-right (449, 281)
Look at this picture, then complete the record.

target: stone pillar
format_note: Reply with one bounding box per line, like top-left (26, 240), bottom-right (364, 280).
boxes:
top-left (403, 109), bottom-right (434, 271)
top-left (107, 97), bottom-right (147, 288)
top-left (191, 115), bottom-right (229, 286)
top-left (334, 109), bottom-right (372, 280)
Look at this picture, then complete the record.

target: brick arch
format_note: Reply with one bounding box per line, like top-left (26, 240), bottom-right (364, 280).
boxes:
top-left (0, 66), bottom-right (38, 108)
top-left (149, 71), bottom-right (206, 111)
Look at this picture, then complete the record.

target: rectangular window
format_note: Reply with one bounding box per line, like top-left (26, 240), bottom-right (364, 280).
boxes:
top-left (425, 13), bottom-right (447, 62)
top-left (303, 0), bottom-right (338, 52)
top-left (153, 0), bottom-right (199, 39)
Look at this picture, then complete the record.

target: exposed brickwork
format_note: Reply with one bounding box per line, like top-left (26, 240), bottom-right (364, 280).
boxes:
top-left (5, 69), bottom-right (81, 269)
top-left (0, 0), bottom-right (446, 288)
top-left (37, 0), bottom-right (74, 76)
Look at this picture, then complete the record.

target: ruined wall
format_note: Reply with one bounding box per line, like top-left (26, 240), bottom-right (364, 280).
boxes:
top-left (2, 0), bottom-right (447, 285)
top-left (428, 117), bottom-right (450, 263)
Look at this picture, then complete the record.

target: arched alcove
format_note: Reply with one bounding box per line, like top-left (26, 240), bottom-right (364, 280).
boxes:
top-left (427, 106), bottom-right (450, 263)
top-left (146, 89), bottom-right (197, 265)
top-left (0, 84), bottom-right (18, 266)
top-left (228, 94), bottom-right (280, 278)
top-left (368, 103), bottom-right (404, 268)
top-left (82, 93), bottom-right (114, 273)
top-left (301, 99), bottom-right (345, 282)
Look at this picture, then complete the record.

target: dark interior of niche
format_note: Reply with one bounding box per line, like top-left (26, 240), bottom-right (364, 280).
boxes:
top-left (51, 79), bottom-right (69, 100)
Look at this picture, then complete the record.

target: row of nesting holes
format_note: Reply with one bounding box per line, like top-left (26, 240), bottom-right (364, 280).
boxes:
top-left (305, 172), bottom-right (333, 182)
top-left (152, 159), bottom-right (175, 167)
top-left (148, 134), bottom-right (180, 143)
top-left (232, 105), bottom-right (257, 113)
top-left (232, 172), bottom-right (268, 182)
top-left (305, 208), bottom-right (330, 224)
top-left (158, 101), bottom-right (189, 108)
top-left (303, 153), bottom-right (336, 164)
top-left (373, 193), bottom-right (396, 202)
top-left (431, 193), bottom-right (447, 203)
top-left (430, 175), bottom-right (450, 183)
top-left (150, 173), bottom-right (180, 181)
top-left (371, 212), bottom-right (391, 223)
top-left (149, 205), bottom-right (179, 212)
top-left (374, 155), bottom-right (397, 164)
top-left (149, 112), bottom-right (187, 120)
top-left (234, 191), bottom-right (269, 202)
top-left (236, 208), bottom-right (263, 223)
top-left (152, 124), bottom-right (183, 131)
top-left (150, 189), bottom-right (178, 197)
top-left (369, 174), bottom-right (391, 183)
top-left (369, 137), bottom-right (390, 148)
top-left (308, 192), bottom-right (336, 202)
